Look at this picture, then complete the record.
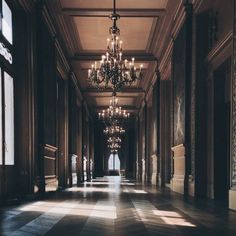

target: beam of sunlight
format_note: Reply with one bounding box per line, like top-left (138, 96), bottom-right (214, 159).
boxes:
top-left (67, 187), bottom-right (118, 193)
top-left (18, 201), bottom-right (117, 219)
top-left (19, 201), bottom-right (62, 212)
top-left (153, 210), bottom-right (181, 217)
top-left (160, 216), bottom-right (196, 227)
top-left (85, 182), bottom-right (134, 186)
top-left (153, 210), bottom-right (196, 227)
top-left (134, 190), bottom-right (147, 194)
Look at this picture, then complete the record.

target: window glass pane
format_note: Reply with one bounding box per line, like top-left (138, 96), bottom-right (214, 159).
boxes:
top-left (0, 68), bottom-right (2, 165)
top-left (4, 72), bottom-right (14, 165)
top-left (108, 154), bottom-right (120, 170)
top-left (2, 0), bottom-right (13, 44)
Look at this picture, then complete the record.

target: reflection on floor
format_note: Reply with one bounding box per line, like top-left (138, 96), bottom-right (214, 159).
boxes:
top-left (1, 176), bottom-right (236, 236)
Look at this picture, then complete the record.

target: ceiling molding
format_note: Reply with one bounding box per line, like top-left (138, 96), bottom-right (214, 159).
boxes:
top-left (152, 0), bottom-right (181, 58)
top-left (55, 39), bottom-right (70, 80)
top-left (159, 39), bottom-right (173, 80)
top-left (192, 0), bottom-right (205, 13)
top-left (72, 52), bottom-right (156, 62)
top-left (146, 17), bottom-right (161, 53)
top-left (18, 0), bottom-right (34, 12)
top-left (171, 1), bottom-right (186, 40)
top-left (61, 8), bottom-right (166, 17)
top-left (83, 87), bottom-right (145, 95)
top-left (207, 31), bottom-right (232, 70)
top-left (46, 0), bottom-right (79, 55)
top-left (42, 5), bottom-right (57, 38)
top-left (70, 72), bottom-right (84, 103)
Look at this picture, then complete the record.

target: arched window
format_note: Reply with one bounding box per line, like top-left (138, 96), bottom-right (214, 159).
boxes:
top-left (108, 154), bottom-right (120, 171)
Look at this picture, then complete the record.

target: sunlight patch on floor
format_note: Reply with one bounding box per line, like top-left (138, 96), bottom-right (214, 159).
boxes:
top-left (153, 210), bottom-right (196, 227)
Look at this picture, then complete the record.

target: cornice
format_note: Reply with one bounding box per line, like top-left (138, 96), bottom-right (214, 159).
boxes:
top-left (55, 39), bottom-right (70, 80)
top-left (146, 17), bottom-right (160, 53)
top-left (161, 60), bottom-right (172, 81)
top-left (45, 0), bottom-right (79, 56)
top-left (70, 72), bottom-right (83, 103)
top-left (207, 31), bottom-right (232, 65)
top-left (192, 0), bottom-right (205, 13)
top-left (159, 39), bottom-right (173, 80)
top-left (42, 5), bottom-right (56, 38)
top-left (146, 81), bottom-right (154, 106)
top-left (171, 1), bottom-right (186, 40)
top-left (18, 0), bottom-right (34, 12)
top-left (42, 1), bottom-right (85, 110)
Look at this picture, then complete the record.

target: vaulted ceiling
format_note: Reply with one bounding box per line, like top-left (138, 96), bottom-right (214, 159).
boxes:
top-left (48, 0), bottom-right (171, 115)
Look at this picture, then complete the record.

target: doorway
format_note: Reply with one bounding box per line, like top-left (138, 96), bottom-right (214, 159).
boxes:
top-left (108, 153), bottom-right (120, 175)
top-left (213, 59), bottom-right (230, 202)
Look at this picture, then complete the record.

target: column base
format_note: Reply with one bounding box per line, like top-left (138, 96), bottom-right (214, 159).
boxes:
top-left (229, 189), bottom-right (236, 210)
top-left (171, 175), bottom-right (185, 194)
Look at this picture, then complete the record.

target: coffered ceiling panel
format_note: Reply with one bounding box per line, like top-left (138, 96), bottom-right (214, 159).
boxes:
top-left (50, 0), bottom-right (170, 114)
top-left (74, 17), bottom-right (154, 51)
top-left (60, 0), bottom-right (168, 9)
top-left (95, 96), bottom-right (135, 106)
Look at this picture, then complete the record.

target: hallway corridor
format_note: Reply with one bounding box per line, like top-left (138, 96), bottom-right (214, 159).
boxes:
top-left (1, 177), bottom-right (236, 236)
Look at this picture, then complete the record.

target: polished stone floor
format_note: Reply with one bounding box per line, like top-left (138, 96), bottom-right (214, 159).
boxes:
top-left (1, 176), bottom-right (236, 236)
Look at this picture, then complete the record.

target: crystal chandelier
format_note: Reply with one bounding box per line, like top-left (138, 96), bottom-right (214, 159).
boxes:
top-left (103, 124), bottom-right (125, 136)
top-left (108, 141), bottom-right (121, 150)
top-left (88, 0), bottom-right (143, 94)
top-left (98, 96), bottom-right (130, 125)
top-left (107, 136), bottom-right (122, 154)
top-left (107, 136), bottom-right (122, 144)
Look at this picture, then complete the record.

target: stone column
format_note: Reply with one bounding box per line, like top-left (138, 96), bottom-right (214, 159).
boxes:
top-left (151, 154), bottom-right (158, 185)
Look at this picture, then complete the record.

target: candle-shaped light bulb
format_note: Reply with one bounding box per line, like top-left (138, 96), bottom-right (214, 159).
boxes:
top-left (132, 57), bottom-right (135, 65)
top-left (125, 59), bottom-right (128, 67)
top-left (111, 41), bottom-right (114, 51)
top-left (95, 61), bottom-right (97, 70)
top-left (88, 69), bottom-right (91, 77)
top-left (107, 38), bottom-right (110, 47)
top-left (119, 52), bottom-right (122, 61)
top-left (140, 64), bottom-right (143, 71)
top-left (120, 40), bottom-right (123, 47)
